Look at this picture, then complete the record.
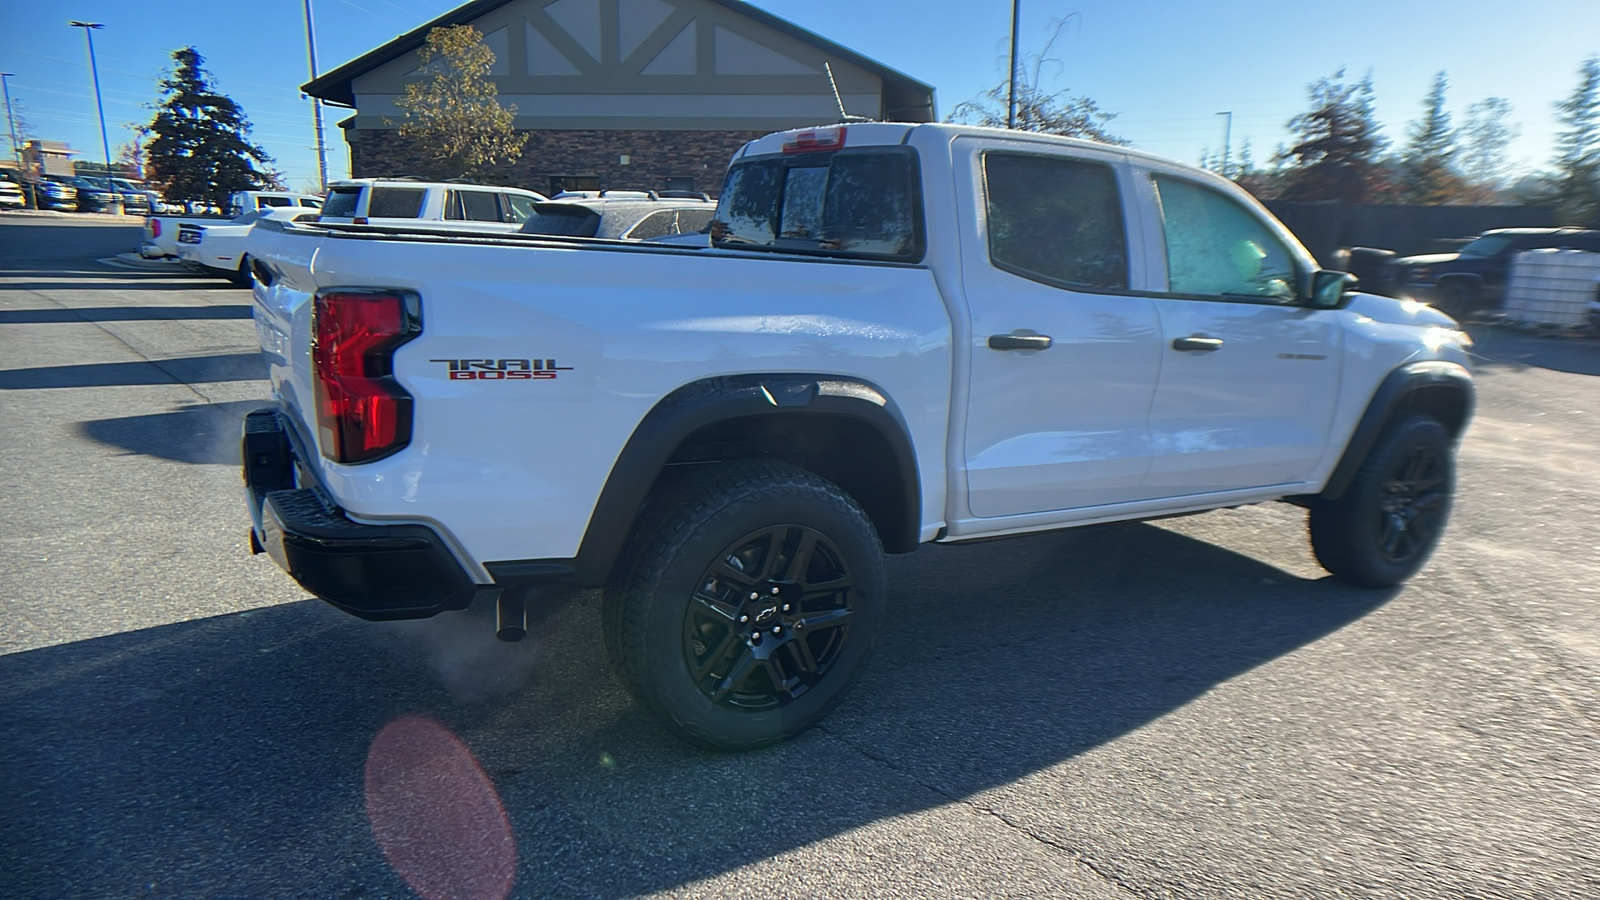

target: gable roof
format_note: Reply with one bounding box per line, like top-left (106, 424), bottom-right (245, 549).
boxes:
top-left (303, 0), bottom-right (935, 116)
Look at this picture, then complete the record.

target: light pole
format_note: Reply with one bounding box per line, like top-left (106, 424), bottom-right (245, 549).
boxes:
top-left (1, 73), bottom-right (20, 168)
top-left (69, 20), bottom-right (117, 206)
top-left (1006, 0), bottom-right (1021, 129)
top-left (1216, 110), bottom-right (1233, 179)
top-left (302, 0), bottom-right (328, 189)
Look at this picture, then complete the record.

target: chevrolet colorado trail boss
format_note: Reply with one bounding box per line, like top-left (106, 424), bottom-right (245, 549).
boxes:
top-left (241, 123), bottom-right (1473, 750)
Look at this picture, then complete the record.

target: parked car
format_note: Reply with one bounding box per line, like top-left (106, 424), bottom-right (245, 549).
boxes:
top-left (29, 177), bottom-right (78, 211)
top-left (111, 178), bottom-right (171, 214)
top-left (141, 192), bottom-right (325, 259)
top-left (316, 178), bottom-right (546, 233)
top-left (0, 177), bottom-right (24, 210)
top-left (242, 122), bottom-right (1474, 751)
top-left (518, 190), bottom-right (717, 241)
top-left (1392, 227), bottom-right (1600, 316)
top-left (223, 190), bottom-right (324, 216)
top-left (60, 176), bottom-right (128, 213)
top-left (176, 206), bottom-right (320, 285)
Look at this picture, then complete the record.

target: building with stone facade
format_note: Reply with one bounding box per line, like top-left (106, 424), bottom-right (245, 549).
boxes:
top-left (305, 0), bottom-right (935, 196)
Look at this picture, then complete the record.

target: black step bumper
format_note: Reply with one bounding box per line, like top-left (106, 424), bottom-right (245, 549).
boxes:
top-left (242, 407), bottom-right (478, 620)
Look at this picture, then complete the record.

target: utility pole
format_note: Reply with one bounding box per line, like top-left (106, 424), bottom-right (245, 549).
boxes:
top-left (1, 73), bottom-right (20, 168)
top-left (69, 21), bottom-right (116, 204)
top-left (302, 0), bottom-right (329, 189)
top-left (1007, 0), bottom-right (1021, 129)
top-left (0, 72), bottom-right (28, 209)
top-left (1216, 110), bottom-right (1233, 179)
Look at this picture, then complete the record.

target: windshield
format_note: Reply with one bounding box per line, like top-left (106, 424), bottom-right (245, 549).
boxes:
top-left (231, 210), bottom-right (267, 225)
top-left (1458, 235), bottom-right (1515, 257)
top-left (711, 147), bottom-right (923, 261)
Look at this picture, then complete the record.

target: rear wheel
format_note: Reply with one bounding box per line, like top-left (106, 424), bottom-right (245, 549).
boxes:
top-left (1310, 412), bottom-right (1454, 587)
top-left (603, 460), bottom-right (886, 750)
top-left (229, 255), bottom-right (253, 288)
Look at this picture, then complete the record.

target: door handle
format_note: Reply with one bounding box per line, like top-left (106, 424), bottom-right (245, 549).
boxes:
top-left (988, 333), bottom-right (1053, 351)
top-left (1171, 335), bottom-right (1224, 352)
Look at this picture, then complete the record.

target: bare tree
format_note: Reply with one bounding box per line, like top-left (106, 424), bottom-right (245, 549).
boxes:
top-left (389, 25), bottom-right (528, 181)
top-left (947, 17), bottom-right (1126, 145)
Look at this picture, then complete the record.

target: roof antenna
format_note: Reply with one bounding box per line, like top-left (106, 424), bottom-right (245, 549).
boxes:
top-left (825, 62), bottom-right (874, 124)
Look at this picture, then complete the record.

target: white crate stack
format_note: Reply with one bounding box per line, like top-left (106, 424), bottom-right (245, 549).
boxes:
top-left (1503, 248), bottom-right (1600, 327)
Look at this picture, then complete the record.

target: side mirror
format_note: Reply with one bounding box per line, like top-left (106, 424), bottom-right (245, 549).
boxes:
top-left (1310, 269), bottom-right (1357, 309)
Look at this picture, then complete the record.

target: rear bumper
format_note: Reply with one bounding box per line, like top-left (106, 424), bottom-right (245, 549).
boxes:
top-left (242, 407), bottom-right (480, 620)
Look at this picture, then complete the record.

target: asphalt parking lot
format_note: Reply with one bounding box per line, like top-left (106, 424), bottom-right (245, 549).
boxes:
top-left (2, 216), bottom-right (1598, 899)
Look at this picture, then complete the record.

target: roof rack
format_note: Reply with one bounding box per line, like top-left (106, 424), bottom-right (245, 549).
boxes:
top-left (655, 190), bottom-right (713, 202)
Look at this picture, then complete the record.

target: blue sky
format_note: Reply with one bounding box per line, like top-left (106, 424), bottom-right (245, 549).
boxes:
top-left (2, 0), bottom-right (1597, 192)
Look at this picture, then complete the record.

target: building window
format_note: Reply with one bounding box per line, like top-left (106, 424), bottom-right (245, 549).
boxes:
top-left (549, 175), bottom-right (600, 195)
top-left (664, 176), bottom-right (695, 193)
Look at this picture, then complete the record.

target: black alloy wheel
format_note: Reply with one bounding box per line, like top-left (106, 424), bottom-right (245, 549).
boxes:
top-left (1310, 411), bottom-right (1455, 587)
top-left (1375, 443), bottom-right (1449, 565)
top-left (604, 460), bottom-right (886, 750)
top-left (682, 524), bottom-right (857, 710)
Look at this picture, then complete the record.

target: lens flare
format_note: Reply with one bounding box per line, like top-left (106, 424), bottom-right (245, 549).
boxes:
top-left (365, 715), bottom-right (517, 900)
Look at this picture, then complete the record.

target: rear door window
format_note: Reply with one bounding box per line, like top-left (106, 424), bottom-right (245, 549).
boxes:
top-left (623, 210), bottom-right (679, 240)
top-left (984, 152), bottom-right (1128, 290)
top-left (445, 190), bottom-right (504, 222)
top-left (713, 148), bottom-right (923, 261)
top-left (368, 187), bottom-right (426, 219)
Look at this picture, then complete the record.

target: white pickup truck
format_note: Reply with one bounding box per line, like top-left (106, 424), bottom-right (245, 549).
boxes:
top-left (241, 123), bottom-right (1473, 750)
top-left (140, 191), bottom-right (324, 259)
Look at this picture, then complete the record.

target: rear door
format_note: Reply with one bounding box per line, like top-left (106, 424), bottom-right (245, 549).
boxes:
top-left (1136, 167), bottom-right (1341, 496)
top-left (957, 138), bottom-right (1164, 518)
top-left (443, 189), bottom-right (521, 233)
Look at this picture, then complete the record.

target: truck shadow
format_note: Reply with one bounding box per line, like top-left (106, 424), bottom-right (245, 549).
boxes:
top-left (0, 305), bottom-right (252, 324)
top-left (0, 352), bottom-right (265, 390)
top-left (78, 399), bottom-right (264, 464)
top-left (0, 523), bottom-right (1391, 898)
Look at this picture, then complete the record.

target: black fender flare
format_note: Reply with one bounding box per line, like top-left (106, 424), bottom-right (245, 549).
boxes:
top-left (485, 374), bottom-right (922, 588)
top-left (1315, 360), bottom-right (1473, 502)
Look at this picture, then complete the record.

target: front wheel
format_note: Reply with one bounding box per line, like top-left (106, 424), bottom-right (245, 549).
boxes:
top-left (603, 460), bottom-right (886, 750)
top-left (1310, 412), bottom-right (1455, 587)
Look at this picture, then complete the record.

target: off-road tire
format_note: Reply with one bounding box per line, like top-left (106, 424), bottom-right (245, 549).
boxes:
top-left (603, 460), bottom-right (886, 751)
top-left (1310, 412), bottom-right (1454, 587)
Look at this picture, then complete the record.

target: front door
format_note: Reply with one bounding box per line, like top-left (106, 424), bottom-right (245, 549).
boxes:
top-left (958, 140), bottom-right (1164, 518)
top-left (1140, 171), bottom-right (1342, 496)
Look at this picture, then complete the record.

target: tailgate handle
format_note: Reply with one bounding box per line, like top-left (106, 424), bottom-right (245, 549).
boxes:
top-left (1172, 335), bottom-right (1224, 352)
top-left (988, 333), bottom-right (1053, 351)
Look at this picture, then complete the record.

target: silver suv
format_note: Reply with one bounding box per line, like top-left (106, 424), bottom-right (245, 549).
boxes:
top-left (518, 190), bottom-right (716, 241)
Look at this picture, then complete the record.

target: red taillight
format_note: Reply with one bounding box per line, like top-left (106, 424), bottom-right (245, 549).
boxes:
top-left (312, 291), bottom-right (420, 464)
top-left (150, 218), bottom-right (162, 237)
top-left (783, 126), bottom-right (846, 154)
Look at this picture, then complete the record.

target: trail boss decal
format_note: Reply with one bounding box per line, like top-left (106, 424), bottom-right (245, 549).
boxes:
top-left (430, 358), bottom-right (574, 380)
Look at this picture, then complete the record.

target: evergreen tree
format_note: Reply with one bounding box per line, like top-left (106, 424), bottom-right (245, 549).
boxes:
top-left (1276, 69), bottom-right (1387, 203)
top-left (1551, 56), bottom-right (1600, 226)
top-left (1399, 72), bottom-right (1466, 203)
top-left (390, 25), bottom-right (528, 181)
top-left (146, 47), bottom-right (275, 210)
